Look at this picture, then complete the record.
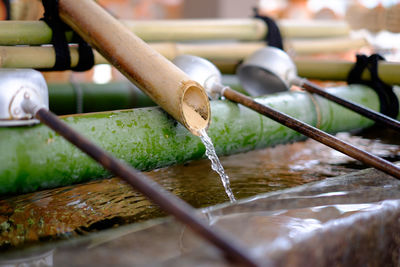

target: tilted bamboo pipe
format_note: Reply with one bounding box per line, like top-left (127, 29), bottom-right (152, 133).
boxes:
top-left (56, 0), bottom-right (210, 136)
top-left (0, 19), bottom-right (350, 45)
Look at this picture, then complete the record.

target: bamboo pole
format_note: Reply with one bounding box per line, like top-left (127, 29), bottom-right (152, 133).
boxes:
top-left (0, 37), bottom-right (369, 66)
top-left (121, 19), bottom-right (267, 42)
top-left (56, 0), bottom-right (210, 136)
top-left (48, 81), bottom-right (156, 115)
top-left (0, 19), bottom-right (351, 45)
top-left (295, 58), bottom-right (400, 85)
top-left (0, 46), bottom-right (107, 68)
top-left (287, 37), bottom-right (368, 55)
top-left (2, 44), bottom-right (399, 85)
top-left (278, 19), bottom-right (350, 38)
top-left (0, 84), bottom-right (392, 194)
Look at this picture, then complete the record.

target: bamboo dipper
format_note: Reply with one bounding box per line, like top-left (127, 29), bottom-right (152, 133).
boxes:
top-left (57, 0), bottom-right (210, 135)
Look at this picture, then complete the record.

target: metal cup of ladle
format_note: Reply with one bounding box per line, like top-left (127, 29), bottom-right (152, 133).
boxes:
top-left (172, 55), bottom-right (226, 100)
top-left (237, 46), bottom-right (300, 96)
top-left (0, 69), bottom-right (49, 127)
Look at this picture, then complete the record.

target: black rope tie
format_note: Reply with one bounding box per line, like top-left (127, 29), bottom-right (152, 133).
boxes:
top-left (253, 8), bottom-right (283, 50)
top-left (41, 0), bottom-right (94, 71)
top-left (347, 54), bottom-right (399, 119)
top-left (72, 34), bottom-right (95, 72)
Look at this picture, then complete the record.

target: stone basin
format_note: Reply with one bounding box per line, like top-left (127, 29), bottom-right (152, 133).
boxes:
top-left (2, 164), bottom-right (400, 266)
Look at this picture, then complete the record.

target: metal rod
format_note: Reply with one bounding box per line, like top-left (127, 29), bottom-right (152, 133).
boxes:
top-left (34, 108), bottom-right (259, 267)
top-left (223, 88), bottom-right (400, 179)
top-left (301, 80), bottom-right (400, 133)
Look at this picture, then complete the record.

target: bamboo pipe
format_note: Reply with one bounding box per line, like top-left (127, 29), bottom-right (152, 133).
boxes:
top-left (20, 100), bottom-right (258, 267)
top-left (56, 0), bottom-right (210, 136)
top-left (0, 19), bottom-right (350, 45)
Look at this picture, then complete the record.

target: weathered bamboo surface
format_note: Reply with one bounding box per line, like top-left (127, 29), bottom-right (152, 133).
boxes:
top-left (0, 85), bottom-right (391, 194)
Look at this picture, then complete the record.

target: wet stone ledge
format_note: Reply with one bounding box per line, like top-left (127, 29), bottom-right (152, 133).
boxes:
top-left (1, 165), bottom-right (400, 266)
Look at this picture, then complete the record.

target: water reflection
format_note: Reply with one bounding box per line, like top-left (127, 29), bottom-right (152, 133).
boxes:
top-left (0, 129), bottom-right (399, 250)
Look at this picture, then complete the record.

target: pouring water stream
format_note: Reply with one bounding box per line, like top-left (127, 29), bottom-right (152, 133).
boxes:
top-left (199, 129), bottom-right (236, 203)
top-left (172, 54), bottom-right (237, 202)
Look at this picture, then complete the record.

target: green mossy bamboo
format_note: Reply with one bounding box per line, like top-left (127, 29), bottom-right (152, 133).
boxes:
top-left (0, 85), bottom-right (394, 195)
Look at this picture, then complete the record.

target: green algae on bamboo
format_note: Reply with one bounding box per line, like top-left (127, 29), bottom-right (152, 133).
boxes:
top-left (0, 85), bottom-right (391, 194)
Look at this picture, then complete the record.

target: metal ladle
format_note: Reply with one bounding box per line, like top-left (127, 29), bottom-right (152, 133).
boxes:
top-left (172, 54), bottom-right (400, 180)
top-left (237, 46), bottom-right (400, 132)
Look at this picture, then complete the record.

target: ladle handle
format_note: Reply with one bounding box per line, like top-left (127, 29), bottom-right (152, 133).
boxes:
top-left (301, 80), bottom-right (400, 132)
top-left (223, 88), bottom-right (400, 179)
top-left (33, 108), bottom-right (259, 267)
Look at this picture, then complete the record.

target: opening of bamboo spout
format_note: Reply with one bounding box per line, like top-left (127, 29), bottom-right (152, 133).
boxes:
top-left (181, 82), bottom-right (210, 136)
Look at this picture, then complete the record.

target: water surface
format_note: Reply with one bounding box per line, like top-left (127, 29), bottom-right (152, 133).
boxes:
top-left (0, 128), bottom-right (399, 250)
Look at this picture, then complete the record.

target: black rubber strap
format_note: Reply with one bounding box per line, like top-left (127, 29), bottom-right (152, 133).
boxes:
top-left (347, 54), bottom-right (399, 119)
top-left (41, 0), bottom-right (94, 72)
top-left (71, 34), bottom-right (95, 72)
top-left (41, 0), bottom-right (71, 70)
top-left (253, 8), bottom-right (283, 50)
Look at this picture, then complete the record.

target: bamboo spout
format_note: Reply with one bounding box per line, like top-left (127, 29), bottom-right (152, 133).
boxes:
top-left (57, 0), bottom-right (210, 135)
